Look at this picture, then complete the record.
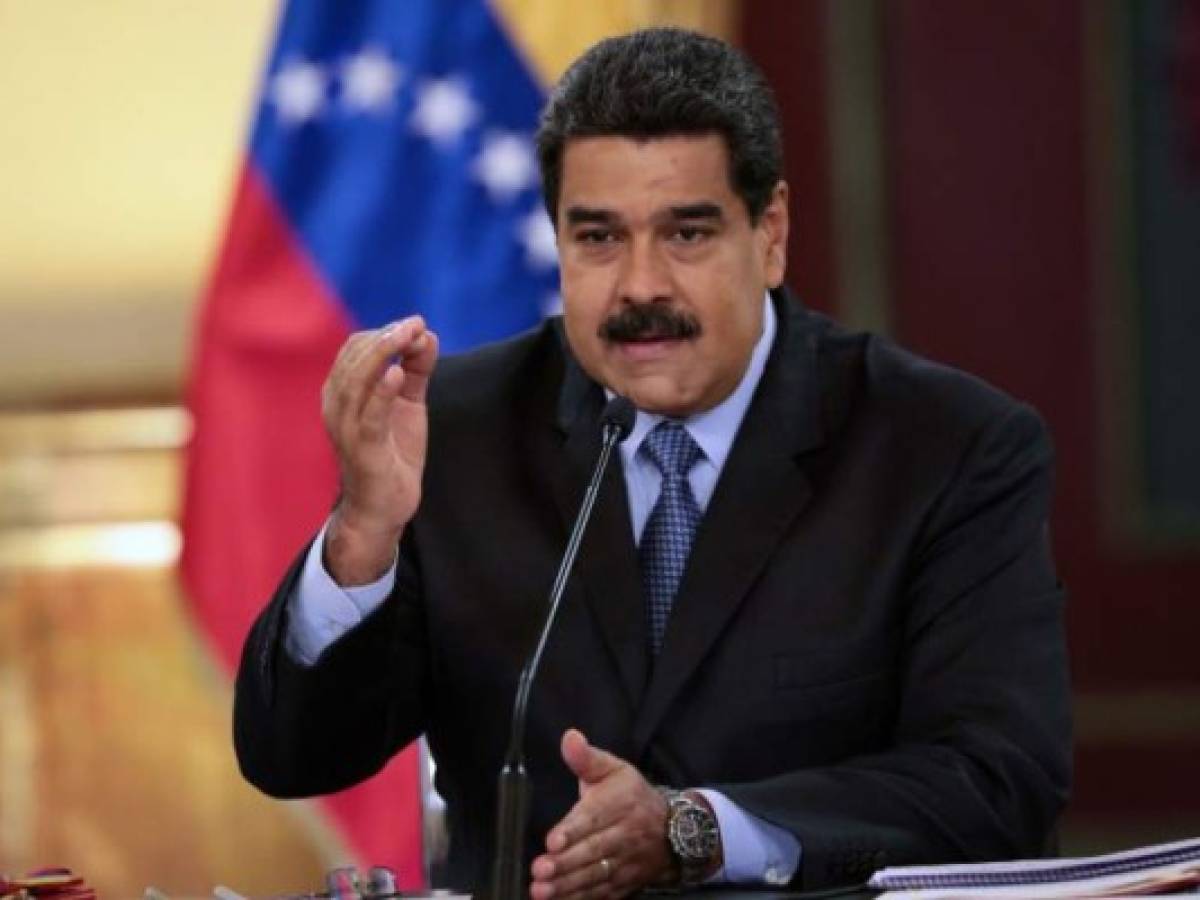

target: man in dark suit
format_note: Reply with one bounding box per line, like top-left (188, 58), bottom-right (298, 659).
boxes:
top-left (234, 28), bottom-right (1070, 897)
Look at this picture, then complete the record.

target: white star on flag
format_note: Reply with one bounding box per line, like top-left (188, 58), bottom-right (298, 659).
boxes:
top-left (411, 77), bottom-right (479, 144)
top-left (269, 59), bottom-right (327, 125)
top-left (341, 46), bottom-right (403, 113)
top-left (519, 208), bottom-right (559, 270)
top-left (473, 131), bottom-right (538, 202)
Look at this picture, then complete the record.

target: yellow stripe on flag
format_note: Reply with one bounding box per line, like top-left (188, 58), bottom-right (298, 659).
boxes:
top-left (489, 0), bottom-right (739, 87)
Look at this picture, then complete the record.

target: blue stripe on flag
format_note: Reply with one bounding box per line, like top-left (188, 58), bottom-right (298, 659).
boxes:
top-left (249, 0), bottom-right (558, 351)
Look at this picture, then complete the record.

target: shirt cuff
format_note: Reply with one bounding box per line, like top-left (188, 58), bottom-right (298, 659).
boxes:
top-left (696, 789), bottom-right (800, 886)
top-left (284, 519), bottom-right (398, 666)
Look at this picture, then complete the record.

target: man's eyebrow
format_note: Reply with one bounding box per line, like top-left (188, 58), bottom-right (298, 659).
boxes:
top-left (667, 202), bottom-right (724, 220)
top-left (564, 206), bottom-right (618, 225)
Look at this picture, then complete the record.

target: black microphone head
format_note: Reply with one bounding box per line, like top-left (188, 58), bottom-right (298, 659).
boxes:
top-left (600, 395), bottom-right (636, 443)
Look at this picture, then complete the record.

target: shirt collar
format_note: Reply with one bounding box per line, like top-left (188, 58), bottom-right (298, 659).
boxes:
top-left (617, 292), bottom-right (777, 467)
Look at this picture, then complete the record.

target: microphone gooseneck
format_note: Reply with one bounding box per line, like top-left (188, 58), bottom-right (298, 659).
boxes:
top-left (489, 395), bottom-right (635, 900)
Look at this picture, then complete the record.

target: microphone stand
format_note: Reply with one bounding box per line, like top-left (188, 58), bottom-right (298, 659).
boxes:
top-left (489, 398), bottom-right (634, 900)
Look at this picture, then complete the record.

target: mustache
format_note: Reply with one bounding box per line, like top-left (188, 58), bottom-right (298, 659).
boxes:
top-left (598, 304), bottom-right (702, 342)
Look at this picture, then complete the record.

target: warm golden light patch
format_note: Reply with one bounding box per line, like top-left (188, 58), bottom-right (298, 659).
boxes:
top-left (488, 0), bottom-right (737, 86)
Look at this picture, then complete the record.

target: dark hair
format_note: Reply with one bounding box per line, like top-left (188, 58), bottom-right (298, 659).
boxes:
top-left (535, 27), bottom-right (783, 224)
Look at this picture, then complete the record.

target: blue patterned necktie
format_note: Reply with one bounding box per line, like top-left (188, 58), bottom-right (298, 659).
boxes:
top-left (638, 421), bottom-right (704, 655)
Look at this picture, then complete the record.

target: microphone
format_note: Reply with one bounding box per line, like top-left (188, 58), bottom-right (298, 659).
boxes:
top-left (489, 395), bottom-right (635, 900)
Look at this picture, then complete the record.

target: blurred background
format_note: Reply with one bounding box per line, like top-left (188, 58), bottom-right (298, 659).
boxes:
top-left (1, 0), bottom-right (1197, 897)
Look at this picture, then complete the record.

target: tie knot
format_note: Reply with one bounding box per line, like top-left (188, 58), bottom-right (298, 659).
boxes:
top-left (640, 421), bottom-right (703, 479)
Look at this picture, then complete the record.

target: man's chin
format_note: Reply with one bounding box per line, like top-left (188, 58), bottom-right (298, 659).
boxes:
top-left (611, 376), bottom-right (705, 418)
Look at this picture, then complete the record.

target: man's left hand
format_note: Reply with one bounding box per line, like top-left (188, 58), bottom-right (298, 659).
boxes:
top-left (529, 728), bottom-right (673, 899)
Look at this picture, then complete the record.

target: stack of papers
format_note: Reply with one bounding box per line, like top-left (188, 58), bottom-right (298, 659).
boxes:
top-left (869, 836), bottom-right (1200, 898)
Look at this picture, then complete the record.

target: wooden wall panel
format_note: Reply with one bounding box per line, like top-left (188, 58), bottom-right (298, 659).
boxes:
top-left (741, 0), bottom-right (838, 317)
top-left (742, 0), bottom-right (1200, 834)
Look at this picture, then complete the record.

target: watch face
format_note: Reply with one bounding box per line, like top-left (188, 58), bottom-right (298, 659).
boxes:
top-left (670, 800), bottom-right (718, 861)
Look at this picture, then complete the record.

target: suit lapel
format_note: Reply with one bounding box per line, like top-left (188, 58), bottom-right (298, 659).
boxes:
top-left (632, 294), bottom-right (826, 752)
top-left (549, 346), bottom-right (651, 713)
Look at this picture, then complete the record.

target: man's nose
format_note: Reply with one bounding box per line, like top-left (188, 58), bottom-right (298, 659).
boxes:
top-left (617, 237), bottom-right (671, 304)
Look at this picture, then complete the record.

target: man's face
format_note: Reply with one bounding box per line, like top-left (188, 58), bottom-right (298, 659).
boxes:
top-left (556, 134), bottom-right (789, 417)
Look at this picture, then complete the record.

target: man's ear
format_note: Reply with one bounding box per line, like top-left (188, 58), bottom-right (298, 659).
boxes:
top-left (759, 180), bottom-right (789, 289)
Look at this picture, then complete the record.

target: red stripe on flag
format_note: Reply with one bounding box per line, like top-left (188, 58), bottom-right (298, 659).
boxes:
top-left (183, 161), bottom-right (349, 669)
top-left (182, 162), bottom-right (425, 885)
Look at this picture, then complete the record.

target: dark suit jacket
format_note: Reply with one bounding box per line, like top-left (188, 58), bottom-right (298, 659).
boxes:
top-left (234, 291), bottom-right (1071, 892)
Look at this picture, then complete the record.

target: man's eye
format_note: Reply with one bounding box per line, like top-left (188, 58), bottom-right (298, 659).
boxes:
top-left (576, 229), bottom-right (614, 243)
top-left (673, 227), bottom-right (712, 243)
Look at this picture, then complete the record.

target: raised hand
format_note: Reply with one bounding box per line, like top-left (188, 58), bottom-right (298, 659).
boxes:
top-left (320, 315), bottom-right (439, 585)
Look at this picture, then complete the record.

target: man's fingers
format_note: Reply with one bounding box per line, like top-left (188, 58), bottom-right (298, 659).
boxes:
top-left (561, 728), bottom-right (623, 785)
top-left (354, 317), bottom-right (429, 415)
top-left (544, 783), bottom-right (636, 867)
top-left (323, 331), bottom-right (375, 427)
top-left (546, 799), bottom-right (615, 855)
top-left (328, 317), bottom-right (425, 420)
top-left (540, 822), bottom-right (622, 878)
top-left (396, 328), bottom-right (438, 404)
top-left (531, 852), bottom-right (626, 900)
top-left (363, 329), bottom-right (438, 438)
top-left (328, 317), bottom-right (430, 437)
top-left (547, 730), bottom-right (642, 857)
top-left (325, 329), bottom-right (381, 429)
top-left (558, 859), bottom-right (623, 898)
